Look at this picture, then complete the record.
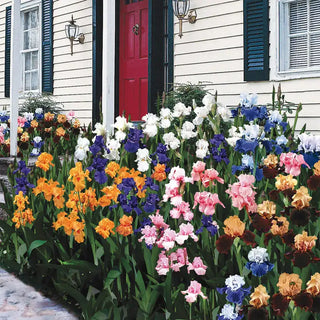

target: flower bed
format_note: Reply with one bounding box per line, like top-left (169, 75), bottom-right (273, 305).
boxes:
top-left (1, 92), bottom-right (320, 319)
top-left (0, 109), bottom-right (84, 158)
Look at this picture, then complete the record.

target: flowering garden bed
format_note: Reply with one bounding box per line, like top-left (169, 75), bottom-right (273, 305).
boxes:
top-left (1, 92), bottom-right (320, 319)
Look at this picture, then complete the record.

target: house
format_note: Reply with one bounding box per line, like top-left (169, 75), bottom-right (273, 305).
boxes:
top-left (0, 0), bottom-right (320, 134)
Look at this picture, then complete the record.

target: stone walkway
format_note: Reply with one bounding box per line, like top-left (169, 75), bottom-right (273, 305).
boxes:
top-left (0, 161), bottom-right (80, 319)
top-left (0, 268), bottom-right (79, 320)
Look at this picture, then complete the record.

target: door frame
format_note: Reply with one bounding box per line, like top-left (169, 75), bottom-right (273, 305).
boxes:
top-left (92, 0), bottom-right (103, 125)
top-left (116, 0), bottom-right (164, 116)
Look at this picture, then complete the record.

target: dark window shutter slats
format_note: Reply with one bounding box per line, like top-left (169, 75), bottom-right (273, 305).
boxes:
top-left (244, 0), bottom-right (269, 81)
top-left (42, 0), bottom-right (53, 93)
top-left (5, 6), bottom-right (11, 98)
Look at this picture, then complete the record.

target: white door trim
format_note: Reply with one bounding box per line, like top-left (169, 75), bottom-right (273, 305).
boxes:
top-left (102, 0), bottom-right (116, 131)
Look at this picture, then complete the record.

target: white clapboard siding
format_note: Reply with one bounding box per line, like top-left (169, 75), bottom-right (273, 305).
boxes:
top-left (174, 0), bottom-right (320, 132)
top-left (0, 0), bottom-right (93, 125)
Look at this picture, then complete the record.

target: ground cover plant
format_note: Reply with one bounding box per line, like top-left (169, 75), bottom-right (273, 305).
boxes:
top-left (1, 88), bottom-right (320, 319)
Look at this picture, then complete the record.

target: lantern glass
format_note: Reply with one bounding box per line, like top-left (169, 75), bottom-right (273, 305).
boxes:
top-left (172, 0), bottom-right (190, 18)
top-left (65, 23), bottom-right (79, 39)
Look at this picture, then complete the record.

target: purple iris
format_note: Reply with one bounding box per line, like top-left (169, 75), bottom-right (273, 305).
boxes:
top-left (209, 134), bottom-right (230, 164)
top-left (118, 194), bottom-right (142, 215)
top-left (87, 156), bottom-right (108, 184)
top-left (134, 217), bottom-right (152, 234)
top-left (117, 178), bottom-right (137, 195)
top-left (210, 134), bottom-right (227, 147)
top-left (0, 114), bottom-right (9, 122)
top-left (142, 193), bottom-right (159, 213)
top-left (14, 176), bottom-right (35, 195)
top-left (196, 216), bottom-right (218, 236)
top-left (211, 146), bottom-right (229, 164)
top-left (13, 161), bottom-right (31, 176)
top-left (261, 140), bottom-right (288, 155)
top-left (12, 161), bottom-right (34, 195)
top-left (89, 135), bottom-right (106, 156)
top-left (124, 128), bottom-right (144, 153)
top-left (151, 143), bottom-right (170, 172)
top-left (142, 177), bottom-right (159, 192)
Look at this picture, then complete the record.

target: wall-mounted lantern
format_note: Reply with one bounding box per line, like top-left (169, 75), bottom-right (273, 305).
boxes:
top-left (172, 0), bottom-right (197, 38)
top-left (65, 15), bottom-right (85, 55)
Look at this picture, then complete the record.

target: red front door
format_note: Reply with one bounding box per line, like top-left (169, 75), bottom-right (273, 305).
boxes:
top-left (119, 0), bottom-right (148, 121)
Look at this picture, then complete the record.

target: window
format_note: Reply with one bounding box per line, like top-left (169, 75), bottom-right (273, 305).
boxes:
top-left (5, 0), bottom-right (53, 98)
top-left (21, 5), bottom-right (41, 93)
top-left (279, 0), bottom-right (320, 73)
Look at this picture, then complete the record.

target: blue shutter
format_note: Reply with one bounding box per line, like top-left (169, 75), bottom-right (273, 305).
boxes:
top-left (5, 6), bottom-right (11, 98)
top-left (243, 0), bottom-right (269, 81)
top-left (42, 0), bottom-right (53, 93)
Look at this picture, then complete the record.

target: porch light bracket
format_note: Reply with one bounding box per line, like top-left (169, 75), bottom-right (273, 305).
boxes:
top-left (65, 15), bottom-right (85, 55)
top-left (172, 0), bottom-right (197, 38)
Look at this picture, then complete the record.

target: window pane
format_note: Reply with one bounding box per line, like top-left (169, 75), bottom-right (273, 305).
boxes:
top-left (290, 35), bottom-right (308, 68)
top-left (32, 52), bottom-right (38, 70)
top-left (25, 52), bottom-right (32, 71)
top-left (289, 1), bottom-right (307, 34)
top-left (24, 31), bottom-right (30, 50)
top-left (310, 33), bottom-right (320, 66)
top-left (31, 72), bottom-right (39, 90)
top-left (310, 0), bottom-right (320, 32)
top-left (30, 30), bottom-right (39, 49)
top-left (25, 73), bottom-right (31, 91)
top-left (24, 12), bottom-right (30, 30)
top-left (30, 10), bottom-right (38, 29)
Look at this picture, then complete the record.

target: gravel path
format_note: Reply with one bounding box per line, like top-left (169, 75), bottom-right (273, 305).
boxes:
top-left (0, 268), bottom-right (79, 320)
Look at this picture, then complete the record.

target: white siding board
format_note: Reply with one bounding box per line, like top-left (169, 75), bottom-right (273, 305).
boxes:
top-left (175, 48), bottom-right (243, 65)
top-left (175, 59), bottom-right (242, 75)
top-left (175, 35), bottom-right (243, 55)
top-left (175, 24), bottom-right (242, 44)
top-left (55, 77), bottom-right (92, 87)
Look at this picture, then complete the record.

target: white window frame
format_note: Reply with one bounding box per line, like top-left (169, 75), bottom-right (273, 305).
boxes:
top-left (270, 0), bottom-right (320, 80)
top-left (20, 0), bottom-right (42, 95)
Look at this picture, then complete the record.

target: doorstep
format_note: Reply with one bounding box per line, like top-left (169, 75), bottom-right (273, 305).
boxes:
top-left (0, 268), bottom-right (79, 320)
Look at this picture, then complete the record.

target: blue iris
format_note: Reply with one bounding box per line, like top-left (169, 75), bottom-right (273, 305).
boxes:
top-left (235, 139), bottom-right (259, 153)
top-left (217, 286), bottom-right (251, 305)
top-left (302, 152), bottom-right (320, 168)
top-left (245, 261), bottom-right (274, 277)
top-left (241, 106), bottom-right (267, 122)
